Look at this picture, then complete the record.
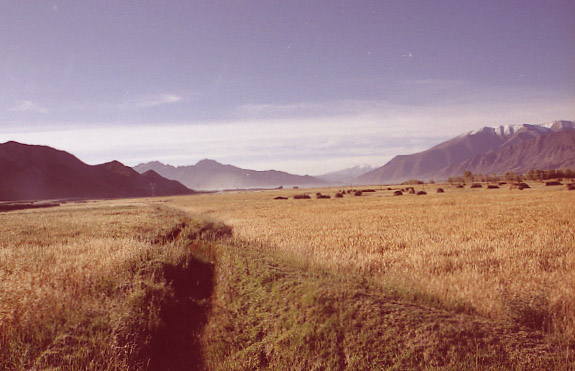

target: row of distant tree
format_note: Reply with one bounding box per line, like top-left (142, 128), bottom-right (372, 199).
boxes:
top-left (447, 169), bottom-right (575, 184)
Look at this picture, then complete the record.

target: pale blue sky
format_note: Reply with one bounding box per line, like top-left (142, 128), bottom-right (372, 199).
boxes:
top-left (1, 1), bottom-right (574, 174)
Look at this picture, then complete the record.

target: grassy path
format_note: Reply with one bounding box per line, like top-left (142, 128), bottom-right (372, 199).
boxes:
top-left (200, 240), bottom-right (572, 370)
top-left (0, 201), bottom-right (222, 370)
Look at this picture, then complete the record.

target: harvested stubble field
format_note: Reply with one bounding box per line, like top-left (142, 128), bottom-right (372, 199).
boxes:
top-left (169, 183), bottom-right (575, 344)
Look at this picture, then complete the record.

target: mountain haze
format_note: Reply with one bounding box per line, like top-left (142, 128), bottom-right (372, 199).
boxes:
top-left (357, 120), bottom-right (575, 184)
top-left (134, 160), bottom-right (325, 191)
top-left (316, 165), bottom-right (375, 184)
top-left (0, 141), bottom-right (193, 201)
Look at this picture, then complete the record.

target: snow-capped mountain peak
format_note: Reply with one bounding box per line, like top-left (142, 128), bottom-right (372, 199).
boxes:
top-left (466, 121), bottom-right (574, 138)
top-left (358, 119), bottom-right (575, 185)
top-left (543, 120), bottom-right (575, 131)
top-left (468, 126), bottom-right (496, 136)
top-left (496, 124), bottom-right (524, 136)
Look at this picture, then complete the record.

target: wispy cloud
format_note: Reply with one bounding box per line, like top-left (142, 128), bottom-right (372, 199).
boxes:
top-left (3, 89), bottom-right (573, 175)
top-left (118, 94), bottom-right (183, 110)
top-left (8, 100), bottom-right (47, 113)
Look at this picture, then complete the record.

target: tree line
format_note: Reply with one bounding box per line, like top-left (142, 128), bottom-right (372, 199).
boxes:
top-left (447, 169), bottom-right (575, 184)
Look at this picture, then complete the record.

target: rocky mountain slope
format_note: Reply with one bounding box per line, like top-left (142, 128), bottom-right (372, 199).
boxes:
top-left (446, 130), bottom-right (575, 176)
top-left (357, 120), bottom-right (575, 184)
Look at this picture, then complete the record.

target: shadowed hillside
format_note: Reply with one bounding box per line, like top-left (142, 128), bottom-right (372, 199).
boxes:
top-left (0, 141), bottom-right (193, 201)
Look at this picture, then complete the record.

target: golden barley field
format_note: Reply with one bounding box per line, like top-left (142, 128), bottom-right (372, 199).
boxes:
top-left (2, 183), bottom-right (574, 368)
top-left (0, 200), bottom-right (206, 369)
top-left (169, 183), bottom-right (575, 342)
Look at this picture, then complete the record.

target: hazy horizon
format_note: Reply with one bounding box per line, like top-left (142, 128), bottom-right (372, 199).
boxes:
top-left (2, 1), bottom-right (574, 174)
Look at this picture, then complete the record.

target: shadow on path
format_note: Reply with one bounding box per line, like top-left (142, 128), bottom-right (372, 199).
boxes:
top-left (147, 254), bottom-right (215, 371)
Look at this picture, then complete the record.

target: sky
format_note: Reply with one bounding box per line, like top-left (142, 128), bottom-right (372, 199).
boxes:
top-left (1, 0), bottom-right (574, 175)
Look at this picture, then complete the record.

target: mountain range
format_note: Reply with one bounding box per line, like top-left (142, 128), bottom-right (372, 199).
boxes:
top-left (0, 141), bottom-right (193, 201)
top-left (133, 160), bottom-right (325, 191)
top-left (357, 120), bottom-right (575, 184)
top-left (2, 120), bottom-right (574, 201)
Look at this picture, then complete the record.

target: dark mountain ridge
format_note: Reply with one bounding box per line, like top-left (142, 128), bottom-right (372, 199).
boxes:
top-left (0, 141), bottom-right (193, 201)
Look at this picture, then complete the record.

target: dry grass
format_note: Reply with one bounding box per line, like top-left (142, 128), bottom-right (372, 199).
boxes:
top-left (0, 200), bottom-right (203, 369)
top-left (202, 240), bottom-right (568, 369)
top-left (2, 183), bottom-right (573, 368)
top-left (169, 183), bottom-right (575, 343)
